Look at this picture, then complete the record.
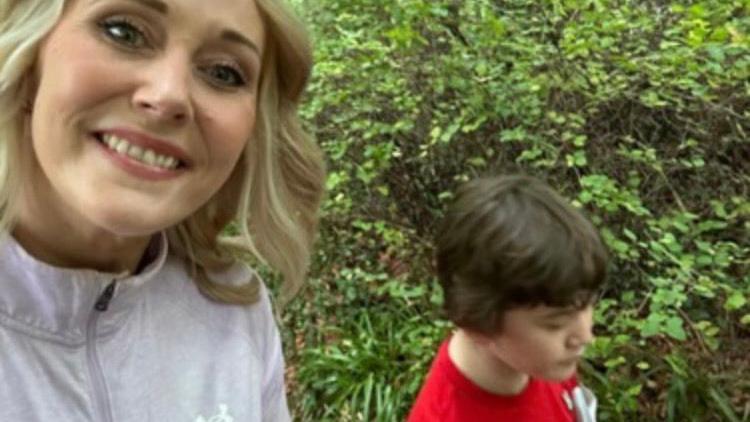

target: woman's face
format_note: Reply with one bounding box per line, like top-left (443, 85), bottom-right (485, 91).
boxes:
top-left (27, 0), bottom-right (265, 236)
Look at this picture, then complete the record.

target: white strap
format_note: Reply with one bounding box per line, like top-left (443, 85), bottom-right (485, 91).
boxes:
top-left (571, 385), bottom-right (597, 422)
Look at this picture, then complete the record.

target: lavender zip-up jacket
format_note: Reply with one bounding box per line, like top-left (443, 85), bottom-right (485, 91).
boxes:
top-left (0, 233), bottom-right (290, 421)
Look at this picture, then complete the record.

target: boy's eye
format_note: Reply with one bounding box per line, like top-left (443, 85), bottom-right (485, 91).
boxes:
top-left (99, 18), bottom-right (147, 48)
top-left (201, 64), bottom-right (247, 88)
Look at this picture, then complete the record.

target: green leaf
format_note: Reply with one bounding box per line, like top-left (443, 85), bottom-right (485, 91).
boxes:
top-left (430, 126), bottom-right (442, 141)
top-left (500, 127), bottom-right (527, 143)
top-left (467, 157), bottom-right (487, 167)
top-left (708, 387), bottom-right (741, 422)
top-left (641, 314), bottom-right (664, 337)
top-left (724, 291), bottom-right (747, 311)
top-left (623, 228), bottom-right (638, 241)
top-left (705, 45), bottom-right (726, 62)
top-left (665, 317), bottom-right (687, 341)
top-left (517, 147), bottom-right (543, 162)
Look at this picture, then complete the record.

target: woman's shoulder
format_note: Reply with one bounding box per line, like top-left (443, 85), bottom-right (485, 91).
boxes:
top-left (155, 254), bottom-right (278, 342)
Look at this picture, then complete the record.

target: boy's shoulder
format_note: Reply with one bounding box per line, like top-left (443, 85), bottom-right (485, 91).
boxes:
top-left (408, 339), bottom-right (583, 422)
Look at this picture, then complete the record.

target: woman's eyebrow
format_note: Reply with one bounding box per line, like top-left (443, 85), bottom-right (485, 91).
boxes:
top-left (130, 0), bottom-right (168, 14)
top-left (221, 29), bottom-right (261, 57)
top-left (92, 0), bottom-right (261, 58)
top-left (95, 0), bottom-right (168, 14)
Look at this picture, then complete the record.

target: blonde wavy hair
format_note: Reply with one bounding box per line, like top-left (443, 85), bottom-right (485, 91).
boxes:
top-left (0, 0), bottom-right (326, 305)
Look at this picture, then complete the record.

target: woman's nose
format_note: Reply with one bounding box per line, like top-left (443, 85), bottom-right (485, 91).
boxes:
top-left (132, 53), bottom-right (193, 124)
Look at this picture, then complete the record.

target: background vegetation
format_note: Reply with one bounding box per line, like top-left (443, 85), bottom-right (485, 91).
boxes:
top-left (277, 0), bottom-right (749, 420)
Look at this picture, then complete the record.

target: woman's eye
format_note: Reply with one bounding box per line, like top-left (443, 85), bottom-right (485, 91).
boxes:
top-left (202, 64), bottom-right (246, 88)
top-left (99, 18), bottom-right (147, 48)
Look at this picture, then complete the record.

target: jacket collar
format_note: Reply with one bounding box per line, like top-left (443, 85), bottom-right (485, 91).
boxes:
top-left (0, 232), bottom-right (169, 343)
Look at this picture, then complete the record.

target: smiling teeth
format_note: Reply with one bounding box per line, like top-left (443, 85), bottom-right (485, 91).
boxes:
top-left (101, 134), bottom-right (180, 170)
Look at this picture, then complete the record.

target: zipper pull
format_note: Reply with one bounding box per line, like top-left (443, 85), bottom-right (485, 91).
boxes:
top-left (94, 281), bottom-right (117, 312)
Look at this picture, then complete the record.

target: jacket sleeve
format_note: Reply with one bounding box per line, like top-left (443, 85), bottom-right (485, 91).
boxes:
top-left (258, 282), bottom-right (291, 422)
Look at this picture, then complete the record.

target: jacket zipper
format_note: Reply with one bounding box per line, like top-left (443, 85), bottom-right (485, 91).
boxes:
top-left (95, 281), bottom-right (117, 311)
top-left (86, 280), bottom-right (117, 422)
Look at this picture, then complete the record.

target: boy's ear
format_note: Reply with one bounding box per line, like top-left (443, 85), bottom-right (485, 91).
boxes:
top-left (461, 311), bottom-right (504, 346)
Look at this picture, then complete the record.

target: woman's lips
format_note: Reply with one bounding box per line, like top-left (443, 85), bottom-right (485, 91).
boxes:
top-left (92, 133), bottom-right (186, 181)
top-left (95, 127), bottom-right (192, 168)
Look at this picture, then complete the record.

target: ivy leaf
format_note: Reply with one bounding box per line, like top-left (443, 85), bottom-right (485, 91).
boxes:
top-left (665, 317), bottom-right (687, 341)
top-left (724, 292), bottom-right (748, 311)
top-left (641, 313), bottom-right (664, 337)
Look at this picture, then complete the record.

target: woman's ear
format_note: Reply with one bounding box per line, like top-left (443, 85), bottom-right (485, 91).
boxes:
top-left (22, 98), bottom-right (33, 114)
top-left (20, 73), bottom-right (37, 115)
top-left (209, 151), bottom-right (247, 231)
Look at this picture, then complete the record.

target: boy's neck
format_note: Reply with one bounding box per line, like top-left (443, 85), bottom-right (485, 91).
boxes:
top-left (448, 329), bottom-right (530, 396)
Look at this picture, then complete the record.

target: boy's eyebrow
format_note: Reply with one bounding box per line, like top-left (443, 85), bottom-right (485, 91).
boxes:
top-left (539, 308), bottom-right (579, 319)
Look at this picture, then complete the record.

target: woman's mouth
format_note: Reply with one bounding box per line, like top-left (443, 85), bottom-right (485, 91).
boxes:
top-left (94, 132), bottom-right (187, 171)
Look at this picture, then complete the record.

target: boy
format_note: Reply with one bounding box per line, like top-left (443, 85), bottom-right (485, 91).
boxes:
top-left (408, 174), bottom-right (605, 421)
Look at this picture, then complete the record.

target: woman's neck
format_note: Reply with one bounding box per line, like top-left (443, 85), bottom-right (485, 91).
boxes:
top-left (13, 184), bottom-right (151, 274)
top-left (12, 223), bottom-right (151, 274)
top-left (448, 328), bottom-right (530, 396)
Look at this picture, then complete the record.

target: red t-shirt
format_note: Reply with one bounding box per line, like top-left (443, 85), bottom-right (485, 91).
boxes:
top-left (408, 339), bottom-right (579, 421)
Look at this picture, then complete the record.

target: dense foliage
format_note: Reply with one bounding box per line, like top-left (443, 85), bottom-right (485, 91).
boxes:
top-left (280, 0), bottom-right (749, 420)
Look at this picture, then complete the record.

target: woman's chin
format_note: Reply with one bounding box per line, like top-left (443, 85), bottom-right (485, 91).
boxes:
top-left (84, 206), bottom-right (179, 238)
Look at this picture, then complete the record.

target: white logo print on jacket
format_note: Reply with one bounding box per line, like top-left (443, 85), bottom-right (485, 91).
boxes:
top-left (195, 404), bottom-right (234, 422)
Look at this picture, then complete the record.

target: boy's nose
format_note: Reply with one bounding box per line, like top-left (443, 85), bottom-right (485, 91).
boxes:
top-left (567, 306), bottom-right (595, 348)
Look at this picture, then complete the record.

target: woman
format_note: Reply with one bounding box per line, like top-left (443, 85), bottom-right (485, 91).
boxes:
top-left (0, 0), bottom-right (325, 420)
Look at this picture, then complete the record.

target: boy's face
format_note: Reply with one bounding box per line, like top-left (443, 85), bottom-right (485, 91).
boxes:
top-left (483, 304), bottom-right (594, 382)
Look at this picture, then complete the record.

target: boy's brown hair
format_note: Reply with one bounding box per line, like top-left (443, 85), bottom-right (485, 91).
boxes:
top-left (435, 174), bottom-right (608, 335)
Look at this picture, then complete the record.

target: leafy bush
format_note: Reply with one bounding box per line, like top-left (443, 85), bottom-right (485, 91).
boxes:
top-left (282, 0), bottom-right (750, 420)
